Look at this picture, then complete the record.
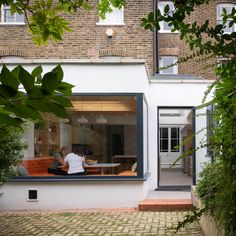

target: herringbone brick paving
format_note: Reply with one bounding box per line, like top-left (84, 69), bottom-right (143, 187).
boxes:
top-left (0, 209), bottom-right (203, 236)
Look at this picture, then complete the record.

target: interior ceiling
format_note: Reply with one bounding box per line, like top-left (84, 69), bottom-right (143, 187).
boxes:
top-left (69, 100), bottom-right (136, 115)
top-left (159, 109), bottom-right (192, 118)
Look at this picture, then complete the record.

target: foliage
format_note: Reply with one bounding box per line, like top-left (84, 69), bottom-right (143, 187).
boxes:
top-left (0, 127), bottom-right (27, 186)
top-left (0, 0), bottom-right (126, 45)
top-left (141, 1), bottom-right (236, 235)
top-left (198, 59), bottom-right (236, 235)
top-left (0, 64), bottom-right (74, 136)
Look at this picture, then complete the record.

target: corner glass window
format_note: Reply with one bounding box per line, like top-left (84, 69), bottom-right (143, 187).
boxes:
top-left (16, 94), bottom-right (147, 179)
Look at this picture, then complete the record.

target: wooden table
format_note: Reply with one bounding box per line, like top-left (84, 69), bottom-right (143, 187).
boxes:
top-left (84, 163), bottom-right (120, 174)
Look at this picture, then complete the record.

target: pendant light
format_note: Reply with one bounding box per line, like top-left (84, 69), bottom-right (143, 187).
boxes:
top-left (96, 100), bottom-right (107, 124)
top-left (77, 101), bottom-right (88, 124)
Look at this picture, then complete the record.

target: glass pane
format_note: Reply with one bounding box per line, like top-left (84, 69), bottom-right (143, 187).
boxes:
top-left (171, 140), bottom-right (179, 152)
top-left (171, 128), bottom-right (179, 139)
top-left (4, 9), bottom-right (14, 22)
top-left (161, 139), bottom-right (168, 152)
top-left (161, 128), bottom-right (168, 139)
top-left (162, 57), bottom-right (174, 74)
top-left (163, 21), bottom-right (173, 31)
top-left (15, 13), bottom-right (24, 22)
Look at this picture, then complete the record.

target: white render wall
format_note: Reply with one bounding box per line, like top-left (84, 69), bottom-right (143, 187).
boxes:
top-left (0, 182), bottom-right (146, 210)
top-left (0, 60), bottom-right (214, 210)
top-left (147, 80), bottom-right (214, 188)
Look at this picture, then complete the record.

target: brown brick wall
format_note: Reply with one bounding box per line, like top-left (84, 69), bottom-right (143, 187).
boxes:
top-left (0, 0), bottom-right (235, 80)
top-left (0, 0), bottom-right (154, 75)
top-left (159, 0), bottom-right (236, 80)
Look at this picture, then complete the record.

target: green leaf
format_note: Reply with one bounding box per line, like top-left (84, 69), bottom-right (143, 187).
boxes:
top-left (27, 87), bottom-right (44, 98)
top-left (18, 65), bottom-right (35, 92)
top-left (10, 4), bottom-right (16, 15)
top-left (0, 85), bottom-right (18, 98)
top-left (52, 65), bottom-right (63, 81)
top-left (147, 12), bottom-right (154, 22)
top-left (31, 65), bottom-right (43, 79)
top-left (215, 24), bottom-right (223, 33)
top-left (51, 95), bottom-right (72, 107)
top-left (47, 102), bottom-right (68, 118)
top-left (42, 71), bottom-right (60, 93)
top-left (0, 113), bottom-right (24, 126)
top-left (26, 99), bottom-right (51, 112)
top-left (57, 82), bottom-right (74, 95)
top-left (164, 4), bottom-right (170, 14)
top-left (0, 65), bottom-right (19, 91)
top-left (83, 1), bottom-right (91, 11)
top-left (0, 96), bottom-right (8, 105)
top-left (5, 103), bottom-right (42, 120)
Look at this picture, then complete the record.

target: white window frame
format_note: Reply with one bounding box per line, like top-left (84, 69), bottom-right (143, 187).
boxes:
top-left (158, 1), bottom-right (175, 33)
top-left (97, 6), bottom-right (125, 26)
top-left (217, 3), bottom-right (236, 34)
top-left (0, 5), bottom-right (25, 25)
top-left (159, 56), bottom-right (178, 74)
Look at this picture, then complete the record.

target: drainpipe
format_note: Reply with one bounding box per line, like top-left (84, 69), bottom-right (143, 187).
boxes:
top-left (153, 0), bottom-right (159, 75)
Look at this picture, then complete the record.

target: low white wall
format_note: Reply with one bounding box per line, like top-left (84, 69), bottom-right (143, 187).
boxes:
top-left (0, 181), bottom-right (147, 210)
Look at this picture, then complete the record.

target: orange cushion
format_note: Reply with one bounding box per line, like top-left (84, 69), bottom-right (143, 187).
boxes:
top-left (22, 157), bottom-right (54, 175)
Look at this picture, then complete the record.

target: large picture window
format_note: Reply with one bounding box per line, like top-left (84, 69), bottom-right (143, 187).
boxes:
top-left (16, 94), bottom-right (146, 179)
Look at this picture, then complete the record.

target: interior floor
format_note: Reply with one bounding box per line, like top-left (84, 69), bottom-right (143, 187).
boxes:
top-left (159, 168), bottom-right (192, 186)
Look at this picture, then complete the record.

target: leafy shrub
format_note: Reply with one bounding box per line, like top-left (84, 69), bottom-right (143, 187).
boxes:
top-left (0, 128), bottom-right (27, 186)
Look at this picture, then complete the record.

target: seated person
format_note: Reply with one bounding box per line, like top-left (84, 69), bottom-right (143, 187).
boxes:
top-left (14, 162), bottom-right (29, 177)
top-left (48, 146), bottom-right (69, 175)
top-left (64, 148), bottom-right (86, 175)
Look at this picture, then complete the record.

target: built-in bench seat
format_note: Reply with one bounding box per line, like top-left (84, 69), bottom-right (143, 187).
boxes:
top-left (118, 170), bottom-right (137, 176)
top-left (22, 158), bottom-right (137, 177)
top-left (22, 157), bottom-right (54, 176)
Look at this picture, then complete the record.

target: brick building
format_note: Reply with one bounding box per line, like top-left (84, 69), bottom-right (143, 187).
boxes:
top-left (0, 1), bottom-right (232, 210)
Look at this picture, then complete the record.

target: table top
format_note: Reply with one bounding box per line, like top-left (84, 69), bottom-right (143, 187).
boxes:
top-left (112, 155), bottom-right (137, 159)
top-left (84, 163), bottom-right (120, 168)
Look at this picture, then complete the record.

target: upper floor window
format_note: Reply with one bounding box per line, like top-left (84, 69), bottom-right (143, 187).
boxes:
top-left (0, 5), bottom-right (24, 24)
top-left (97, 6), bottom-right (124, 25)
top-left (158, 1), bottom-right (174, 32)
top-left (217, 3), bottom-right (236, 34)
top-left (159, 56), bottom-right (178, 74)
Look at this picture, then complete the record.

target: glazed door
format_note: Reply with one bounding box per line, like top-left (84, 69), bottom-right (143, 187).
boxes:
top-left (159, 127), bottom-right (181, 168)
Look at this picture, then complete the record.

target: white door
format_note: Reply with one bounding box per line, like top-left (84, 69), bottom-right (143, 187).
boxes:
top-left (159, 127), bottom-right (181, 168)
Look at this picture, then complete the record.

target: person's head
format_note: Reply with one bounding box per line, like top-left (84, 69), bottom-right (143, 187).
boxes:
top-left (74, 147), bottom-right (84, 156)
top-left (60, 146), bottom-right (70, 157)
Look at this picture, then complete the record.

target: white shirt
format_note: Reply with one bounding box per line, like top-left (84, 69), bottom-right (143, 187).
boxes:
top-left (64, 153), bottom-right (85, 174)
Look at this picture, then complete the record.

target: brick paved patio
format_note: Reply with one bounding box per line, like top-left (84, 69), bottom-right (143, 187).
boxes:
top-left (0, 209), bottom-right (203, 236)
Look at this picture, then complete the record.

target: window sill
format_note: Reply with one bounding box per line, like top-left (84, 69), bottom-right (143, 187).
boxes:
top-left (9, 175), bottom-right (148, 182)
top-left (158, 31), bottom-right (179, 34)
top-left (0, 22), bottom-right (25, 26)
top-left (96, 22), bottom-right (125, 26)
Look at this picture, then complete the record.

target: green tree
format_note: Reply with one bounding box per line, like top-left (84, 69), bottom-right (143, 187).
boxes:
top-left (141, 1), bottom-right (236, 235)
